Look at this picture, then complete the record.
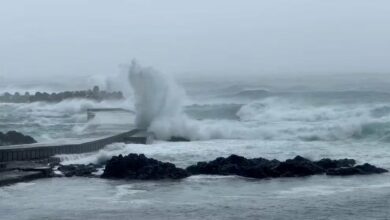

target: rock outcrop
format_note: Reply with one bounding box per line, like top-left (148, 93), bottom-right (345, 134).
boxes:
top-left (57, 164), bottom-right (100, 177)
top-left (0, 161), bottom-right (53, 186)
top-left (186, 155), bottom-right (387, 179)
top-left (326, 163), bottom-right (388, 176)
top-left (1, 154), bottom-right (387, 186)
top-left (0, 131), bottom-right (37, 146)
top-left (102, 153), bottom-right (189, 180)
top-left (186, 154), bottom-right (280, 178)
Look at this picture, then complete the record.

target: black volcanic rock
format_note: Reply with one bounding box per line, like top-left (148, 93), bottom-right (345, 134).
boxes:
top-left (273, 156), bottom-right (325, 177)
top-left (314, 158), bottom-right (356, 170)
top-left (98, 153), bottom-right (387, 181)
top-left (0, 131), bottom-right (37, 146)
top-left (326, 163), bottom-right (388, 176)
top-left (186, 154), bottom-right (280, 178)
top-left (58, 164), bottom-right (100, 177)
top-left (356, 163), bottom-right (388, 174)
top-left (102, 154), bottom-right (189, 180)
top-left (186, 155), bottom-right (388, 179)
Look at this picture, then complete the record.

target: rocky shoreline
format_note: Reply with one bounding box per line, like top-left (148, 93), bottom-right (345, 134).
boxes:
top-left (0, 159), bottom-right (57, 186)
top-left (0, 154), bottom-right (388, 186)
top-left (0, 131), bottom-right (37, 146)
top-left (102, 154), bottom-right (190, 179)
top-left (186, 155), bottom-right (388, 178)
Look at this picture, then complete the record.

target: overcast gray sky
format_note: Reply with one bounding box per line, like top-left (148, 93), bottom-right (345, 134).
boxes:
top-left (0, 0), bottom-right (389, 85)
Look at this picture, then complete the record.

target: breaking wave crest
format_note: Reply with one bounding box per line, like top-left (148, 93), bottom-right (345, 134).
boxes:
top-left (10, 63), bottom-right (388, 142)
top-left (127, 62), bottom-right (390, 142)
top-left (127, 62), bottom-right (277, 140)
top-left (236, 98), bottom-right (390, 141)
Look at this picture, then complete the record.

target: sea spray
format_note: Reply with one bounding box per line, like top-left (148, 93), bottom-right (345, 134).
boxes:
top-left (128, 61), bottom-right (191, 139)
top-left (128, 61), bottom-right (275, 140)
top-left (127, 61), bottom-right (390, 141)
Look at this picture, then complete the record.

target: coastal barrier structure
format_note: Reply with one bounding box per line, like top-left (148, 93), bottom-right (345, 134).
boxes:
top-left (0, 129), bottom-right (153, 163)
top-left (0, 86), bottom-right (124, 103)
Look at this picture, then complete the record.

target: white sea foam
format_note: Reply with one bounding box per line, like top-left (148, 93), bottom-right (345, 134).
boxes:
top-left (128, 61), bottom-right (188, 135)
top-left (127, 62), bottom-right (390, 142)
top-left (128, 61), bottom-right (261, 140)
top-left (4, 62), bottom-right (390, 144)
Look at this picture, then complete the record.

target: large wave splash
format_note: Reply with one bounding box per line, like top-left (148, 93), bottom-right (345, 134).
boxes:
top-left (128, 61), bottom-right (252, 140)
top-left (128, 61), bottom-right (390, 142)
top-left (128, 61), bottom-right (193, 139)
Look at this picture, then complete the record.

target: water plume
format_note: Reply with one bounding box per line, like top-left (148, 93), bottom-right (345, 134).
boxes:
top-left (128, 61), bottom-right (189, 139)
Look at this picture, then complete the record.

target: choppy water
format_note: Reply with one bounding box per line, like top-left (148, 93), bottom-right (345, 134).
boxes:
top-left (1, 172), bottom-right (390, 219)
top-left (0, 99), bottom-right (134, 141)
top-left (1, 82), bottom-right (390, 219)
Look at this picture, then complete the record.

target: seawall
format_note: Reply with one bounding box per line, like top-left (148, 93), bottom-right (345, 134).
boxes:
top-left (0, 129), bottom-right (153, 162)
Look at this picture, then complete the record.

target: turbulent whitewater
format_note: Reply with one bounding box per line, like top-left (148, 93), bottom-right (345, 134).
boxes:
top-left (128, 61), bottom-right (190, 139)
top-left (126, 62), bottom-right (390, 142)
top-left (3, 63), bottom-right (390, 143)
top-left (2, 66), bottom-right (390, 220)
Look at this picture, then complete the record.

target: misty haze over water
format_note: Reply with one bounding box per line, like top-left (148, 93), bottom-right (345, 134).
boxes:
top-left (1, 0), bottom-right (390, 86)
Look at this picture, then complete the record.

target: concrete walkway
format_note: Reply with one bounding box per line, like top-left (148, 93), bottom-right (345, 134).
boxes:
top-left (0, 129), bottom-right (153, 186)
top-left (0, 129), bottom-right (153, 162)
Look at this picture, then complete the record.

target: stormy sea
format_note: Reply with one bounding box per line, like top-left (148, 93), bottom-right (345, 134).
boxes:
top-left (1, 64), bottom-right (390, 219)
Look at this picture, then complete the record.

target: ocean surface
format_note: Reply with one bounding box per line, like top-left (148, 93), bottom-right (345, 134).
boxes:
top-left (1, 79), bottom-right (390, 219)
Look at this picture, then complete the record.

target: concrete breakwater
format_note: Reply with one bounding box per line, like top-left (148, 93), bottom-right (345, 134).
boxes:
top-left (0, 86), bottom-right (123, 103)
top-left (0, 129), bottom-right (153, 163)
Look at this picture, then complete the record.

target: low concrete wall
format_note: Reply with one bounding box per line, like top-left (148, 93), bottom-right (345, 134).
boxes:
top-left (0, 129), bottom-right (150, 162)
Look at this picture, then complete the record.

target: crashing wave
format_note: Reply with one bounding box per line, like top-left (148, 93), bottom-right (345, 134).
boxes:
top-left (127, 62), bottom-right (390, 142)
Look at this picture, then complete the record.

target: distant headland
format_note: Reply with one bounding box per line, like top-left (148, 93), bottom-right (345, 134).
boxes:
top-left (0, 86), bottom-right (124, 103)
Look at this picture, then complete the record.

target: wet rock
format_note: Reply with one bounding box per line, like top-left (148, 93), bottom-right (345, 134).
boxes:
top-left (186, 155), bottom-right (388, 179)
top-left (356, 163), bottom-right (388, 174)
top-left (326, 163), bottom-right (388, 176)
top-left (0, 161), bottom-right (53, 186)
top-left (186, 154), bottom-right (280, 178)
top-left (273, 156), bottom-right (325, 177)
top-left (314, 158), bottom-right (356, 170)
top-left (99, 154), bottom-right (388, 181)
top-left (102, 154), bottom-right (189, 180)
top-left (0, 170), bottom-right (47, 187)
top-left (0, 131), bottom-right (37, 146)
top-left (58, 164), bottom-right (99, 177)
